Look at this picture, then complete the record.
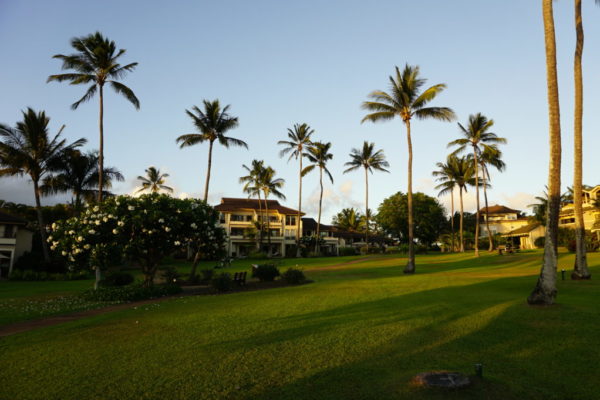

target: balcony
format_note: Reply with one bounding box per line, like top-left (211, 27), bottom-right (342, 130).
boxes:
top-left (0, 237), bottom-right (17, 246)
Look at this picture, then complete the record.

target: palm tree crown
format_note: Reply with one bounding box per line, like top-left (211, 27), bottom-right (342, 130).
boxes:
top-left (343, 141), bottom-right (389, 174)
top-left (303, 141), bottom-right (334, 183)
top-left (239, 159), bottom-right (265, 199)
top-left (136, 167), bottom-right (173, 194)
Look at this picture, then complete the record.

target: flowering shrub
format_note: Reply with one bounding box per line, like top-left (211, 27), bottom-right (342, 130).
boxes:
top-left (49, 194), bottom-right (227, 287)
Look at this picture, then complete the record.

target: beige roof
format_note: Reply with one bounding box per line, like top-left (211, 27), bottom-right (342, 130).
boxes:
top-left (502, 222), bottom-right (543, 237)
top-left (214, 198), bottom-right (303, 215)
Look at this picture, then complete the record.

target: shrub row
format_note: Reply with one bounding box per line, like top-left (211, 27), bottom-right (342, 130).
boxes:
top-left (81, 283), bottom-right (182, 302)
top-left (210, 267), bottom-right (306, 292)
top-left (9, 269), bottom-right (91, 281)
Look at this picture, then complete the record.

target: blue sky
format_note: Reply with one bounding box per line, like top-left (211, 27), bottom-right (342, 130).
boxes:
top-left (1, 0), bottom-right (599, 222)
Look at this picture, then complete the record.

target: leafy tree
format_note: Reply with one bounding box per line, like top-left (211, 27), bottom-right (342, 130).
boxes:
top-left (449, 113), bottom-right (506, 257)
top-left (136, 167), bottom-right (173, 194)
top-left (376, 192), bottom-right (448, 247)
top-left (332, 208), bottom-right (364, 232)
top-left (176, 100), bottom-right (246, 202)
top-left (303, 141), bottom-right (334, 254)
top-left (362, 64), bottom-right (455, 273)
top-left (48, 32), bottom-right (139, 202)
top-left (343, 141), bottom-right (389, 249)
top-left (0, 108), bottom-right (86, 262)
top-left (278, 123), bottom-right (314, 256)
top-left (42, 150), bottom-right (123, 212)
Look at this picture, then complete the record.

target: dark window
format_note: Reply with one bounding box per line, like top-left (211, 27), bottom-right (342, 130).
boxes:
top-left (285, 216), bottom-right (296, 226)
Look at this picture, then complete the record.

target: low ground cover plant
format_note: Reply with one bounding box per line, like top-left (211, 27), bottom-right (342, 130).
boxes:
top-left (81, 283), bottom-right (182, 302)
top-left (252, 264), bottom-right (280, 282)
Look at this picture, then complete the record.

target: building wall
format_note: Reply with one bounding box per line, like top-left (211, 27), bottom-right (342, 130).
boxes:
top-left (480, 218), bottom-right (529, 235)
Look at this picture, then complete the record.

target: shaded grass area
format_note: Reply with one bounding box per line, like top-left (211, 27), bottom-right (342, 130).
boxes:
top-left (1, 250), bottom-right (599, 399)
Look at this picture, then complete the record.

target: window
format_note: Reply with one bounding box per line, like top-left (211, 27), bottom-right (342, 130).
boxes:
top-left (2, 225), bottom-right (14, 238)
top-left (219, 213), bottom-right (225, 224)
top-left (269, 229), bottom-right (281, 237)
top-left (285, 216), bottom-right (296, 226)
top-left (230, 214), bottom-right (252, 222)
top-left (230, 228), bottom-right (245, 236)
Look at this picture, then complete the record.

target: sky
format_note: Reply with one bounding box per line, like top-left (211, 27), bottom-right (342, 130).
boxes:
top-left (1, 0), bottom-right (600, 223)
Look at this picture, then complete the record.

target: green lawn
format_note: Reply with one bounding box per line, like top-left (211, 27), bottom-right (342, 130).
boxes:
top-left (1, 250), bottom-right (599, 400)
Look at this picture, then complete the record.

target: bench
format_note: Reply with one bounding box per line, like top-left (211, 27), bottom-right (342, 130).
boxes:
top-left (233, 271), bottom-right (247, 286)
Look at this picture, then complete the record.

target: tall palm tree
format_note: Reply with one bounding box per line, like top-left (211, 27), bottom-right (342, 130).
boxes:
top-left (240, 159), bottom-right (266, 249)
top-left (278, 123), bottom-right (314, 256)
top-left (432, 154), bottom-right (461, 252)
top-left (258, 166), bottom-right (286, 256)
top-left (529, 0), bottom-right (561, 305)
top-left (362, 64), bottom-right (455, 273)
top-left (0, 108), bottom-right (86, 261)
top-left (48, 32), bottom-right (139, 203)
top-left (176, 100), bottom-right (246, 202)
top-left (453, 156), bottom-right (475, 252)
top-left (448, 113), bottom-right (506, 256)
top-left (343, 141), bottom-right (389, 251)
top-left (478, 145), bottom-right (506, 251)
top-left (136, 167), bottom-right (173, 194)
top-left (42, 150), bottom-right (124, 212)
top-left (302, 141), bottom-right (334, 254)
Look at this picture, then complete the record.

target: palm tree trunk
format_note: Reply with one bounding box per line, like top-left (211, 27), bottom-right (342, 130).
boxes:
top-left (450, 187), bottom-right (455, 252)
top-left (264, 194), bottom-right (272, 256)
top-left (316, 167), bottom-right (324, 255)
top-left (296, 155), bottom-right (302, 257)
top-left (572, 0), bottom-right (590, 280)
top-left (473, 147), bottom-right (480, 257)
top-left (203, 140), bottom-right (214, 202)
top-left (33, 180), bottom-right (50, 263)
top-left (364, 167), bottom-right (369, 252)
top-left (404, 120), bottom-right (415, 274)
top-left (97, 84), bottom-right (104, 203)
top-left (257, 193), bottom-right (263, 250)
top-left (528, 0), bottom-right (561, 305)
top-left (483, 168), bottom-right (494, 251)
top-left (459, 186), bottom-right (465, 253)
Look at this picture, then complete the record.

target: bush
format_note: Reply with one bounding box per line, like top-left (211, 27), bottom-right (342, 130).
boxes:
top-left (252, 264), bottom-right (280, 282)
top-left (9, 269), bottom-right (91, 281)
top-left (159, 266), bottom-right (180, 284)
top-left (247, 250), bottom-right (268, 260)
top-left (385, 246), bottom-right (401, 254)
top-left (534, 236), bottom-right (545, 248)
top-left (81, 283), bottom-right (182, 302)
top-left (211, 273), bottom-right (233, 292)
top-left (338, 247), bottom-right (357, 256)
top-left (281, 268), bottom-right (306, 284)
top-left (101, 271), bottom-right (135, 287)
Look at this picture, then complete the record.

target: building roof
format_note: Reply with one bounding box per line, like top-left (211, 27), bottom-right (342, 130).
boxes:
top-left (0, 210), bottom-right (28, 225)
top-left (214, 198), bottom-right (304, 215)
top-left (301, 217), bottom-right (334, 232)
top-left (479, 204), bottom-right (520, 214)
top-left (502, 222), bottom-right (543, 237)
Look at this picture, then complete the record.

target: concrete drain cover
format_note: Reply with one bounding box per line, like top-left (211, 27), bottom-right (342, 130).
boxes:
top-left (413, 371), bottom-right (471, 389)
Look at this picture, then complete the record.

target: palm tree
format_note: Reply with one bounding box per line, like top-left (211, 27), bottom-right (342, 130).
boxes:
top-left (343, 141), bottom-right (389, 251)
top-left (240, 159), bottom-right (266, 249)
top-left (529, 0), bottom-right (561, 305)
top-left (258, 166), bottom-right (286, 256)
top-left (332, 208), bottom-right (364, 232)
top-left (0, 108), bottom-right (86, 261)
top-left (278, 123), bottom-right (314, 256)
top-left (48, 32), bottom-right (139, 203)
top-left (302, 141), bottom-right (334, 254)
top-left (432, 154), bottom-right (461, 252)
top-left (448, 113), bottom-right (506, 256)
top-left (136, 167), bottom-right (173, 194)
top-left (453, 156), bottom-right (475, 252)
top-left (362, 64), bottom-right (455, 273)
top-left (42, 150), bottom-right (124, 212)
top-left (478, 145), bottom-right (506, 251)
top-left (176, 100), bottom-right (246, 202)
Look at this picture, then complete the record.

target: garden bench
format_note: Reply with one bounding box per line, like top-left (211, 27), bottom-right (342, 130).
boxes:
top-left (233, 271), bottom-right (247, 286)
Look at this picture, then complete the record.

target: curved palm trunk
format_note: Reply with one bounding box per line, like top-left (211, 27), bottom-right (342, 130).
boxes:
top-left (364, 167), bottom-right (369, 252)
top-left (473, 147), bottom-right (480, 257)
top-left (296, 155), bottom-right (302, 257)
top-left (404, 120), bottom-right (416, 274)
top-left (450, 187), bottom-right (455, 252)
top-left (316, 167), bottom-right (324, 255)
top-left (203, 140), bottom-right (214, 202)
top-left (528, 0), bottom-right (561, 305)
top-left (483, 167), bottom-right (494, 251)
top-left (33, 180), bottom-right (50, 263)
top-left (459, 186), bottom-right (465, 252)
top-left (97, 84), bottom-right (104, 203)
top-left (572, 0), bottom-right (590, 280)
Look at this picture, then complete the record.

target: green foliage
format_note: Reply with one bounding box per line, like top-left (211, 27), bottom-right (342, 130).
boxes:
top-left (100, 271), bottom-right (134, 287)
top-left (376, 192), bottom-right (449, 246)
top-left (200, 269), bottom-right (215, 282)
top-left (338, 247), bottom-right (358, 256)
top-left (247, 250), bottom-right (268, 260)
top-left (81, 283), bottom-right (182, 302)
top-left (534, 236), bottom-right (545, 248)
top-left (252, 264), bottom-right (280, 282)
top-left (211, 273), bottom-right (233, 292)
top-left (281, 268), bottom-right (306, 284)
top-left (159, 266), bottom-right (180, 284)
top-left (8, 270), bottom-right (91, 281)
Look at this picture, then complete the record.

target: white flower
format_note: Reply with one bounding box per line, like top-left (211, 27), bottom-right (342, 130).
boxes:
top-left (95, 220), bottom-right (101, 225)
top-left (51, 223), bottom-right (57, 229)
top-left (116, 201), bottom-right (120, 206)
top-left (143, 209), bottom-right (148, 214)
top-left (190, 223), bottom-right (197, 229)
top-left (93, 206), bottom-right (100, 212)
top-left (112, 229), bottom-right (119, 234)
top-left (158, 218), bottom-right (164, 223)
top-left (164, 226), bottom-right (171, 232)
top-left (128, 205), bottom-right (135, 211)
top-left (89, 229), bottom-right (96, 234)
top-left (61, 251), bottom-right (67, 256)
top-left (53, 241), bottom-right (59, 247)
top-left (176, 209), bottom-right (181, 214)
top-left (174, 241), bottom-right (181, 246)
top-left (69, 256), bottom-right (75, 262)
top-left (118, 221), bottom-right (125, 227)
top-left (69, 230), bottom-right (75, 235)
top-left (47, 236), bottom-right (53, 243)
top-left (77, 236), bottom-right (84, 242)
top-left (84, 244), bottom-right (91, 250)
top-left (103, 217), bottom-right (108, 222)
top-left (50, 245), bottom-right (56, 251)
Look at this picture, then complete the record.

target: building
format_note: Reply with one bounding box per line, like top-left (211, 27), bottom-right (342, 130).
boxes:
top-left (502, 222), bottom-right (545, 250)
top-left (559, 185), bottom-right (600, 232)
top-left (0, 211), bottom-right (33, 277)
top-left (479, 205), bottom-right (530, 236)
top-left (301, 218), bottom-right (341, 255)
top-left (214, 198), bottom-right (303, 257)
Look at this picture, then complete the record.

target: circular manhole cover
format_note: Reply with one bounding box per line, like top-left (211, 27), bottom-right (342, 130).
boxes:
top-left (413, 371), bottom-right (471, 389)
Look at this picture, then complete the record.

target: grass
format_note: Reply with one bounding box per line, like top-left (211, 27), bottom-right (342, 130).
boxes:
top-left (1, 250), bottom-right (599, 399)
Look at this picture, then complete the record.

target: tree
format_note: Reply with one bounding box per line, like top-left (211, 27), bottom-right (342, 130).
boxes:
top-left (476, 145), bottom-right (506, 251)
top-left (432, 154), bottom-right (460, 252)
top-left (240, 159), bottom-right (267, 248)
top-left (258, 166), bottom-right (286, 255)
top-left (42, 150), bottom-right (124, 212)
top-left (136, 167), bottom-right (173, 194)
top-left (48, 32), bottom-right (139, 202)
top-left (362, 64), bottom-right (455, 273)
top-left (278, 123), bottom-right (314, 256)
top-left (302, 141), bottom-right (334, 254)
top-left (343, 141), bottom-right (389, 250)
top-left (0, 108), bottom-right (86, 262)
top-left (528, 0), bottom-right (561, 305)
top-left (376, 192), bottom-right (448, 248)
top-left (454, 156), bottom-right (475, 252)
top-left (449, 113), bottom-right (506, 257)
top-left (176, 100), bottom-right (246, 202)
top-left (332, 208), bottom-right (364, 232)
